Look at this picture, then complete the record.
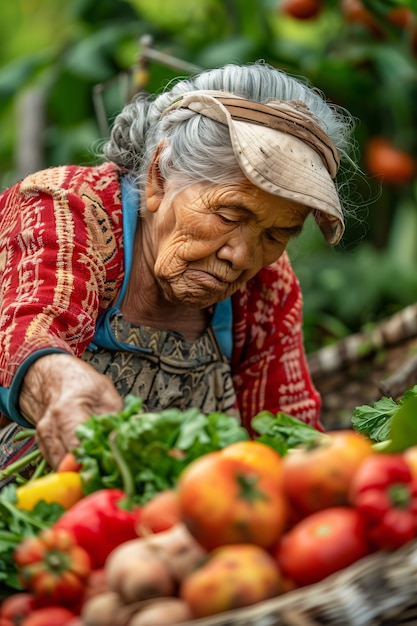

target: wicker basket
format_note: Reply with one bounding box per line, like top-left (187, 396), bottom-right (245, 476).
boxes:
top-left (177, 539), bottom-right (417, 626)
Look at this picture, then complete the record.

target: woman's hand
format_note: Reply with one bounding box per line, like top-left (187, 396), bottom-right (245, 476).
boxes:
top-left (19, 353), bottom-right (124, 469)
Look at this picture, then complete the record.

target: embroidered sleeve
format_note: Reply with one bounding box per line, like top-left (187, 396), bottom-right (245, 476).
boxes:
top-left (0, 166), bottom-right (122, 391)
top-left (231, 252), bottom-right (322, 432)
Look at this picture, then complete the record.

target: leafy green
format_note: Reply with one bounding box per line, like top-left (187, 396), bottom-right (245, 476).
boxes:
top-left (0, 484), bottom-right (64, 595)
top-left (74, 395), bottom-right (250, 505)
top-left (352, 385), bottom-right (417, 451)
top-left (352, 396), bottom-right (398, 443)
top-left (381, 388), bottom-right (417, 453)
top-left (251, 411), bottom-right (322, 456)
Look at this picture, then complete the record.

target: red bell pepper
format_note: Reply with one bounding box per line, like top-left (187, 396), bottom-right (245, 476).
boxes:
top-left (350, 453), bottom-right (417, 550)
top-left (13, 527), bottom-right (91, 607)
top-left (53, 489), bottom-right (140, 569)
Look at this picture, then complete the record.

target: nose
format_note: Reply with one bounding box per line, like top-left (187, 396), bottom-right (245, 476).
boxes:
top-left (216, 229), bottom-right (257, 271)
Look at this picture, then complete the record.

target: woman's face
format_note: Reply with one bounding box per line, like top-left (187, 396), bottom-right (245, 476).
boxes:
top-left (145, 178), bottom-right (310, 308)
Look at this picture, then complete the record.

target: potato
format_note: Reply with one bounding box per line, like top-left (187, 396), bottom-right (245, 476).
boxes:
top-left (112, 557), bottom-right (176, 604)
top-left (106, 523), bottom-right (206, 603)
top-left (128, 598), bottom-right (194, 626)
top-left (82, 568), bottom-right (109, 604)
top-left (81, 591), bottom-right (127, 626)
top-left (143, 523), bottom-right (207, 582)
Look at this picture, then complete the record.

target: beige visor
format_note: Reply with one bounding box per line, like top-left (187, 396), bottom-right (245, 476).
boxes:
top-left (163, 91), bottom-right (344, 245)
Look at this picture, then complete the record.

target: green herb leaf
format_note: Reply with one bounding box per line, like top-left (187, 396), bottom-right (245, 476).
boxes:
top-left (351, 385), bottom-right (417, 450)
top-left (382, 386), bottom-right (417, 452)
top-left (351, 396), bottom-right (399, 442)
top-left (251, 411), bottom-right (321, 456)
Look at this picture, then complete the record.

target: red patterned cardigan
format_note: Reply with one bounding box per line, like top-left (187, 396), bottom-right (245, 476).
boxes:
top-left (0, 161), bottom-right (322, 439)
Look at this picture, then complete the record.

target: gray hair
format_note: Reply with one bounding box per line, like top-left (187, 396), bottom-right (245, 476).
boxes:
top-left (103, 61), bottom-right (355, 195)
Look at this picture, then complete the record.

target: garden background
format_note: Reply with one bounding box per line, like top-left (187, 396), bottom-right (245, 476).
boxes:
top-left (1, 0), bottom-right (417, 355)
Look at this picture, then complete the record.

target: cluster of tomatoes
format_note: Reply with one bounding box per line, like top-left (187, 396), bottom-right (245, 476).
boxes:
top-left (175, 431), bottom-right (417, 591)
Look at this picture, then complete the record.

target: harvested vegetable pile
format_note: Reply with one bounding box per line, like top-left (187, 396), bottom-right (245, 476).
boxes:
top-left (1, 388), bottom-right (417, 625)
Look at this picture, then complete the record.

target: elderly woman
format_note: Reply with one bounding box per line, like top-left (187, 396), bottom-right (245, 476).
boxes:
top-left (0, 62), bottom-right (353, 473)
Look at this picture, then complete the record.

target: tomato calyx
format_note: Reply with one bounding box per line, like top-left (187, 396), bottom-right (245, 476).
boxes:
top-left (387, 483), bottom-right (413, 509)
top-left (236, 472), bottom-right (268, 504)
top-left (42, 548), bottom-right (73, 577)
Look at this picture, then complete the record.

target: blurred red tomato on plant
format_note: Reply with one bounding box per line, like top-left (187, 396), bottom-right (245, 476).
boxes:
top-left (340, 0), bottom-right (383, 35)
top-left (365, 137), bottom-right (415, 185)
top-left (279, 0), bottom-right (322, 20)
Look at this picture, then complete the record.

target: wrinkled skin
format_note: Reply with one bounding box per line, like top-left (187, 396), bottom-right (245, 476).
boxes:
top-left (122, 166), bottom-right (309, 338)
top-left (19, 354), bottom-right (123, 469)
top-left (19, 164), bottom-right (310, 469)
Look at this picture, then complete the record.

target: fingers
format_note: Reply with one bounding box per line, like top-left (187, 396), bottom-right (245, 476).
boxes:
top-left (23, 356), bottom-right (125, 468)
top-left (35, 388), bottom-right (123, 469)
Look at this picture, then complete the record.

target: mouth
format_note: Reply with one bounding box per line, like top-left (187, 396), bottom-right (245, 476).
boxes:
top-left (185, 269), bottom-right (228, 289)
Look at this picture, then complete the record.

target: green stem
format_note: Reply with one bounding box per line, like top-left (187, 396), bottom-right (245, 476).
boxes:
top-left (0, 499), bottom-right (49, 531)
top-left (29, 458), bottom-right (47, 481)
top-left (0, 449), bottom-right (42, 480)
top-left (0, 530), bottom-right (24, 543)
top-left (108, 430), bottom-right (135, 498)
top-left (13, 429), bottom-right (36, 442)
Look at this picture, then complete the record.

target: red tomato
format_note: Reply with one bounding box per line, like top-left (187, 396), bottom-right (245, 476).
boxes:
top-left (14, 528), bottom-right (91, 607)
top-left (57, 452), bottom-right (81, 473)
top-left (365, 137), bottom-right (415, 185)
top-left (21, 607), bottom-right (76, 626)
top-left (282, 430), bottom-right (373, 517)
top-left (275, 507), bottom-right (370, 587)
top-left (0, 593), bottom-right (35, 623)
top-left (388, 7), bottom-right (415, 29)
top-left (138, 489), bottom-right (181, 534)
top-left (280, 0), bottom-right (322, 20)
top-left (177, 441), bottom-right (287, 551)
top-left (340, 0), bottom-right (383, 35)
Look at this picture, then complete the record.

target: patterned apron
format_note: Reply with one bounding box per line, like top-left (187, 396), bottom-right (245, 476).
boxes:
top-left (81, 309), bottom-right (238, 416)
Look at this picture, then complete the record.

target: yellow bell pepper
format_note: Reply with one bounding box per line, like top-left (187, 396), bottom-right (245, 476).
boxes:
top-left (16, 471), bottom-right (84, 511)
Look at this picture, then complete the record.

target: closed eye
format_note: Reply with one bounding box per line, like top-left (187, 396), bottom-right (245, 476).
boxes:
top-left (218, 214), bottom-right (241, 225)
top-left (264, 225), bottom-right (303, 242)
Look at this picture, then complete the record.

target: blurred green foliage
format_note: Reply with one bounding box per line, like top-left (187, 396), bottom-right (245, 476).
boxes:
top-left (1, 0), bottom-right (417, 351)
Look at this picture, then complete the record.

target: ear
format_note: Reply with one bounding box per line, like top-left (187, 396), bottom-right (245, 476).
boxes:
top-left (145, 143), bottom-right (166, 213)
